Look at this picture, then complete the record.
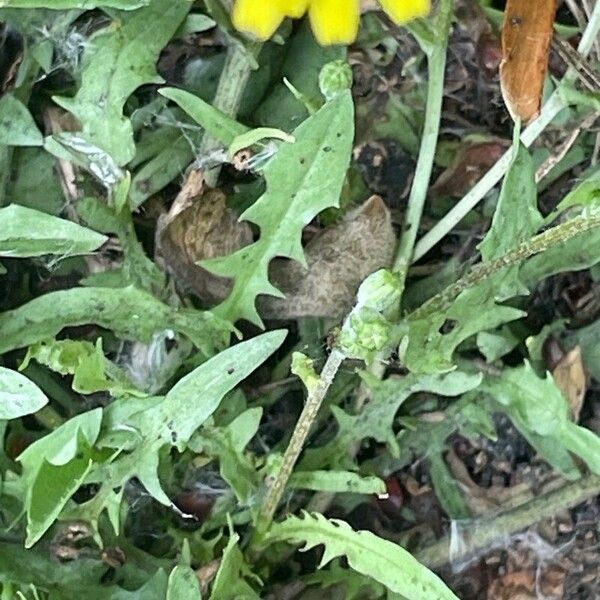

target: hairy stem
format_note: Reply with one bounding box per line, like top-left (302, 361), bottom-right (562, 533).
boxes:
top-left (257, 350), bottom-right (345, 532)
top-left (410, 211), bottom-right (600, 321)
top-left (416, 474), bottom-right (600, 569)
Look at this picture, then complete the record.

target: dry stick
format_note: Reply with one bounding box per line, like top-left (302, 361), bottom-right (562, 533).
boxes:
top-left (416, 474), bottom-right (600, 570)
top-left (256, 0), bottom-right (454, 531)
top-left (551, 35), bottom-right (600, 93)
top-left (413, 0), bottom-right (600, 262)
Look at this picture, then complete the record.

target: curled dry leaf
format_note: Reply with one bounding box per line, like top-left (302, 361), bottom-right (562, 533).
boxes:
top-left (101, 547), bottom-right (126, 569)
top-left (50, 521), bottom-right (94, 562)
top-left (195, 559), bottom-right (221, 596)
top-left (260, 195), bottom-right (396, 319)
top-left (160, 188), bottom-right (396, 318)
top-left (500, 0), bottom-right (557, 122)
top-left (158, 176), bottom-right (253, 305)
top-left (552, 346), bottom-right (586, 422)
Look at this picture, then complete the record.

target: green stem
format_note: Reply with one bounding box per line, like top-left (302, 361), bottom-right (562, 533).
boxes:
top-left (413, 0), bottom-right (600, 261)
top-left (256, 350), bottom-right (344, 532)
top-left (256, 0), bottom-right (454, 529)
top-left (409, 210), bottom-right (600, 322)
top-left (34, 405), bottom-right (65, 430)
top-left (415, 474), bottom-right (600, 569)
top-left (393, 0), bottom-right (453, 281)
top-left (577, 0), bottom-right (600, 55)
top-left (201, 43), bottom-right (255, 186)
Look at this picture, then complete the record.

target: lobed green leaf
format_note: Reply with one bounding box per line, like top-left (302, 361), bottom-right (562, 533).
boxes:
top-left (53, 0), bottom-right (191, 165)
top-left (96, 330), bottom-right (286, 505)
top-left (268, 512), bottom-right (459, 600)
top-left (203, 92), bottom-right (355, 325)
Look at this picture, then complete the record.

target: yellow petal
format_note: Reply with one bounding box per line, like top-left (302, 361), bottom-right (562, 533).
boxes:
top-left (308, 0), bottom-right (360, 45)
top-left (232, 0), bottom-right (286, 40)
top-left (281, 0), bottom-right (310, 18)
top-left (378, 0), bottom-right (431, 24)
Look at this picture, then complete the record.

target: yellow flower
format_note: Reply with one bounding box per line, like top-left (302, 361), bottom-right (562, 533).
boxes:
top-left (232, 0), bottom-right (431, 45)
top-left (232, 0), bottom-right (309, 40)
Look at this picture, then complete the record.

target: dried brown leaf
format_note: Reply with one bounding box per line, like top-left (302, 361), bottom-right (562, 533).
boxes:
top-left (431, 140), bottom-right (509, 198)
top-left (487, 566), bottom-right (565, 600)
top-left (445, 449), bottom-right (533, 516)
top-left (552, 346), bottom-right (586, 422)
top-left (259, 195), bottom-right (396, 319)
top-left (500, 0), bottom-right (557, 122)
top-left (159, 182), bottom-right (252, 305)
top-left (195, 559), bottom-right (221, 596)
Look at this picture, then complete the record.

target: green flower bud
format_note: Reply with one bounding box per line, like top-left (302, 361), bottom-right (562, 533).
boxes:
top-left (338, 308), bottom-right (392, 363)
top-left (355, 269), bottom-right (403, 315)
top-left (319, 60), bottom-right (353, 101)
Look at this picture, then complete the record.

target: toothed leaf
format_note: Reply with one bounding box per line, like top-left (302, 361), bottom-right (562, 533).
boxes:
top-left (53, 0), bottom-right (190, 165)
top-left (268, 512), bottom-right (459, 600)
top-left (202, 92), bottom-right (354, 326)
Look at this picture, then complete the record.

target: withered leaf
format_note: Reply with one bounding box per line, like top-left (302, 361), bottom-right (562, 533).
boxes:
top-left (552, 346), bottom-right (586, 422)
top-left (159, 187), bottom-right (253, 305)
top-left (500, 0), bottom-right (557, 122)
top-left (431, 140), bottom-right (509, 199)
top-left (259, 195), bottom-right (396, 320)
top-left (444, 449), bottom-right (543, 518)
